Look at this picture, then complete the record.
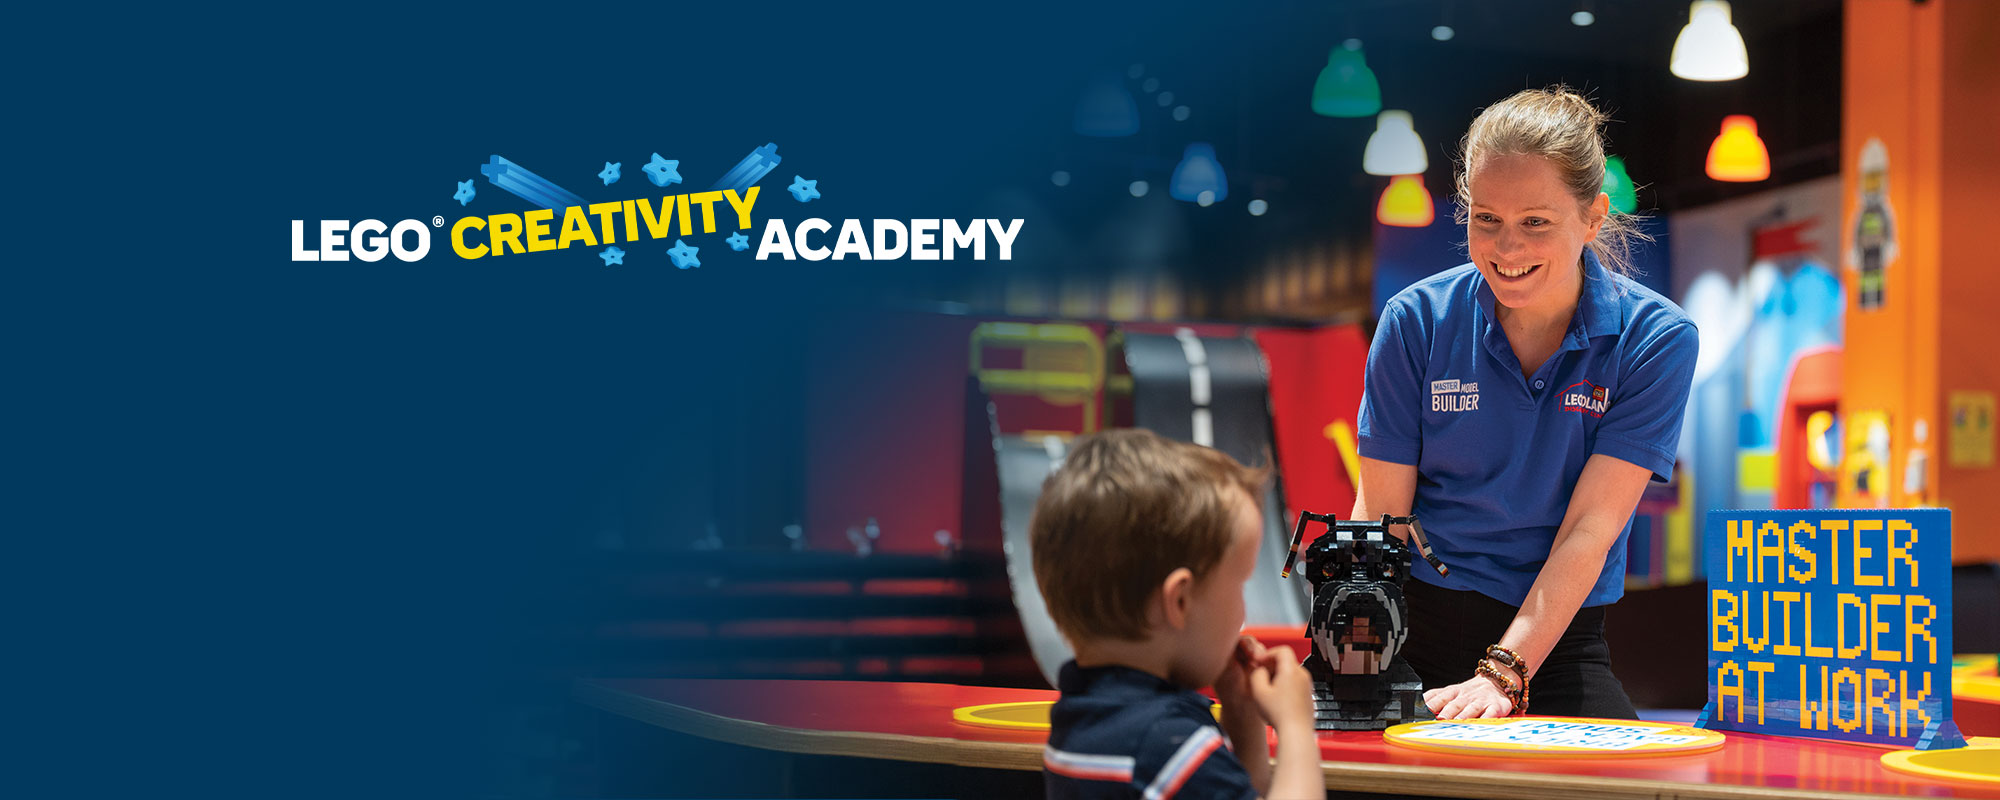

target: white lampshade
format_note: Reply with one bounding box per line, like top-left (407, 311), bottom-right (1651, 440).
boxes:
top-left (1363, 110), bottom-right (1427, 176)
top-left (1671, 0), bottom-right (1748, 81)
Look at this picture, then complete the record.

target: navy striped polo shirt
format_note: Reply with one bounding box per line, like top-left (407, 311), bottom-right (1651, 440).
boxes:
top-left (1044, 661), bottom-right (1256, 800)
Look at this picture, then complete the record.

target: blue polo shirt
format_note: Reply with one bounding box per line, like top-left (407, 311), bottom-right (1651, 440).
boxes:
top-left (1356, 251), bottom-right (1697, 607)
top-left (1044, 661), bottom-right (1256, 800)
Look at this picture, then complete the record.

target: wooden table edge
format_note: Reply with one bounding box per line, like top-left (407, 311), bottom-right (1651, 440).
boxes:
top-left (572, 680), bottom-right (1922, 800)
top-left (574, 679), bottom-right (1044, 772)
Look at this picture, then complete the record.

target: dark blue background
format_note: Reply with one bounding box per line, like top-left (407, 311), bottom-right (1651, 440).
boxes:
top-left (15, 2), bottom-right (1817, 795)
top-left (17, 4), bottom-right (1210, 796)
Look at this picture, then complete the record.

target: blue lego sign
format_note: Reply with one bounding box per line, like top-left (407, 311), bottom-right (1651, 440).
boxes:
top-left (1699, 509), bottom-right (1965, 750)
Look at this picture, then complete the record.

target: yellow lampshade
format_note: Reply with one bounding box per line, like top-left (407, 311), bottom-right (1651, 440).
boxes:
top-left (1706, 115), bottom-right (1770, 182)
top-left (1377, 174), bottom-right (1435, 227)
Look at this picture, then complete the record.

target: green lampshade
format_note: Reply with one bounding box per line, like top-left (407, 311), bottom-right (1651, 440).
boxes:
top-left (1311, 45), bottom-right (1381, 118)
top-left (1602, 156), bottom-right (1638, 214)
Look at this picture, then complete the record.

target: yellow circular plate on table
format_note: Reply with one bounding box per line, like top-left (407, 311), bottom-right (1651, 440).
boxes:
top-left (1953, 655), bottom-right (2000, 704)
top-left (1384, 716), bottom-right (1725, 758)
top-left (1880, 737), bottom-right (2000, 786)
top-left (952, 700), bottom-right (1221, 731)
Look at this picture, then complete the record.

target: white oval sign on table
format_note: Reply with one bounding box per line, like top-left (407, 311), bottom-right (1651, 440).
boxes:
top-left (1384, 717), bottom-right (1726, 758)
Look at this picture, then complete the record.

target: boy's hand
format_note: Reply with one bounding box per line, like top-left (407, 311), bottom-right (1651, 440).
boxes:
top-left (1247, 645), bottom-right (1315, 732)
top-left (1216, 637), bottom-right (1274, 794)
top-left (1214, 636), bottom-right (1265, 721)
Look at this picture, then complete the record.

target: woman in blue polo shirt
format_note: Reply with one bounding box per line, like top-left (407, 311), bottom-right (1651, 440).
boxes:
top-left (1354, 88), bottom-right (1697, 720)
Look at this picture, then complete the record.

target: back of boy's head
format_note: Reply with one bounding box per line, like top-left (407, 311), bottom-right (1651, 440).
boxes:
top-left (1029, 428), bottom-right (1268, 643)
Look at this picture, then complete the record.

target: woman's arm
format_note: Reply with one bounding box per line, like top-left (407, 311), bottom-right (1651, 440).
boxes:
top-left (1426, 453), bottom-right (1655, 718)
top-left (1350, 456), bottom-right (1417, 524)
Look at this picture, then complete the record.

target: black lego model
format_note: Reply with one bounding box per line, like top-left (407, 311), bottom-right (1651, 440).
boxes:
top-left (1280, 511), bottom-right (1451, 731)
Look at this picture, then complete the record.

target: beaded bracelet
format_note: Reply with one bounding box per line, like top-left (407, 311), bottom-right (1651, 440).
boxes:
top-left (1474, 659), bottom-right (1519, 695)
top-left (1474, 657), bottom-right (1530, 714)
top-left (1484, 644), bottom-right (1530, 678)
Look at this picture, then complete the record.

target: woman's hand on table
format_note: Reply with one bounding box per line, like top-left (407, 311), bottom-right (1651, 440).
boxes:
top-left (1423, 674), bottom-right (1514, 719)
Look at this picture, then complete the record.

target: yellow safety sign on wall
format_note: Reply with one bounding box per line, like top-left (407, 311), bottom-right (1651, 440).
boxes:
top-left (1949, 391), bottom-right (1995, 468)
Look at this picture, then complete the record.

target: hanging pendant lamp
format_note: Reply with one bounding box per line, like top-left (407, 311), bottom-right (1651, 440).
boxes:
top-left (1377, 174), bottom-right (1435, 227)
top-left (1671, 0), bottom-right (1749, 81)
top-left (1706, 115), bottom-right (1770, 182)
top-left (1311, 41), bottom-right (1381, 118)
top-left (1363, 110), bottom-right (1427, 176)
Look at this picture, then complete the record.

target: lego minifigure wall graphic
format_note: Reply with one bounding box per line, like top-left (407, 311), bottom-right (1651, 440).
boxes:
top-left (1848, 138), bottom-right (1898, 311)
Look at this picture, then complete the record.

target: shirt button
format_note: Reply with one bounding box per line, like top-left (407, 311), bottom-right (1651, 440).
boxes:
top-left (1534, 380), bottom-right (1545, 390)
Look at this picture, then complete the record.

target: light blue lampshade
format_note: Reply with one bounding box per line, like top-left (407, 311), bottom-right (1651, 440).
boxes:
top-left (1169, 143), bottom-right (1227, 203)
top-left (1074, 72), bottom-right (1140, 137)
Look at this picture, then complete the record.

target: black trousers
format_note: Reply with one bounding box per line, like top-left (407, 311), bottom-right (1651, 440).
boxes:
top-left (1400, 580), bottom-right (1638, 719)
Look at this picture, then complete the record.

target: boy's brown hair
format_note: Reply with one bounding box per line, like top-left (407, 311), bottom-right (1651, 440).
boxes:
top-left (1029, 428), bottom-right (1269, 642)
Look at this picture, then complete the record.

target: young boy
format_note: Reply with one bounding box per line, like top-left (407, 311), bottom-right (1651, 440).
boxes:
top-left (1031, 429), bottom-right (1325, 800)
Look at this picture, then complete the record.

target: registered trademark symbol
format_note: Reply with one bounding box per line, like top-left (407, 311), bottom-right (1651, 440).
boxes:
top-left (432, 216), bottom-right (445, 227)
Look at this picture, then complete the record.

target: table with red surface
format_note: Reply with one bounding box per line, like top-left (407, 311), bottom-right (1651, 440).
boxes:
top-left (575, 677), bottom-right (2000, 800)
top-left (1957, 656), bottom-right (2000, 738)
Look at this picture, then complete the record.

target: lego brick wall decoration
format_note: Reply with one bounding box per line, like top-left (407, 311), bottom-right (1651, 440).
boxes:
top-left (1700, 509), bottom-right (1965, 750)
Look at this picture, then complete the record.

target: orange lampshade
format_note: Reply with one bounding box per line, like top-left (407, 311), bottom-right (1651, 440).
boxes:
top-left (1706, 115), bottom-right (1770, 182)
top-left (1377, 174), bottom-right (1435, 227)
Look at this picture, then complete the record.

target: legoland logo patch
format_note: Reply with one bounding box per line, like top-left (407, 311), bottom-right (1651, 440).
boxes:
top-left (1562, 380), bottom-right (1610, 417)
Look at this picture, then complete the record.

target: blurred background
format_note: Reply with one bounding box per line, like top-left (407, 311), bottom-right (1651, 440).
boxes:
top-left (540, 1), bottom-right (2000, 795)
top-left (44, 1), bottom-right (1990, 797)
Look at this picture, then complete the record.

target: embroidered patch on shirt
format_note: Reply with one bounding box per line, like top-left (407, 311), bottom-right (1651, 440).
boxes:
top-left (1431, 378), bottom-right (1480, 412)
top-left (1561, 380), bottom-right (1610, 417)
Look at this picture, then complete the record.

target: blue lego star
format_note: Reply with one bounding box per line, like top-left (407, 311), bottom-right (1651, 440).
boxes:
top-left (725, 231), bottom-right (750, 251)
top-left (453, 179), bottom-right (476, 206)
top-left (600, 245), bottom-right (625, 266)
top-left (788, 175), bottom-right (820, 203)
top-left (599, 161), bottom-right (621, 186)
top-left (666, 239), bottom-right (700, 269)
top-left (643, 153), bottom-right (682, 188)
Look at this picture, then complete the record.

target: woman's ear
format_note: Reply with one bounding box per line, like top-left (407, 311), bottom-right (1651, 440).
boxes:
top-left (1588, 191), bottom-right (1610, 237)
top-left (1158, 567), bottom-right (1195, 631)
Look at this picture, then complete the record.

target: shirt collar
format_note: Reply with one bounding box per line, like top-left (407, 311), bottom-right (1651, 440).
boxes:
top-left (1057, 660), bottom-right (1194, 700)
top-left (1576, 248), bottom-right (1626, 340)
top-left (1474, 249), bottom-right (1627, 349)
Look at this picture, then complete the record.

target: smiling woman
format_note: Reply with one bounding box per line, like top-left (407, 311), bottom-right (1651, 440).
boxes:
top-left (1456, 89), bottom-right (1649, 281)
top-left (1352, 87), bottom-right (1699, 724)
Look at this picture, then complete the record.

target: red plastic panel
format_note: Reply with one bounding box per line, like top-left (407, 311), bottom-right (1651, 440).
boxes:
top-left (1255, 325), bottom-right (1370, 524)
top-left (803, 312), bottom-right (980, 554)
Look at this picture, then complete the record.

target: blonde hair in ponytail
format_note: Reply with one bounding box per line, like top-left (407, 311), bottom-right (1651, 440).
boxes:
top-left (1454, 87), bottom-right (1650, 276)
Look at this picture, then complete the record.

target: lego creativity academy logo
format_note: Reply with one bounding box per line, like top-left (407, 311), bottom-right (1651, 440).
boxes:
top-left (1560, 380), bottom-right (1610, 417)
top-left (288, 144), bottom-right (1024, 268)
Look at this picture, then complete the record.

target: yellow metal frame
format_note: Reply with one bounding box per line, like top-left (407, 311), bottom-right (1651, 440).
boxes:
top-left (970, 322), bottom-right (1105, 434)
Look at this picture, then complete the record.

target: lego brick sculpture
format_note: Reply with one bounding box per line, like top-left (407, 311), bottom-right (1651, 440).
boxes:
top-left (1281, 511), bottom-right (1450, 730)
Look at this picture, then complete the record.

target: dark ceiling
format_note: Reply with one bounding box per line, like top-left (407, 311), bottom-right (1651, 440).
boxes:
top-left (977, 0), bottom-right (1848, 311)
top-left (1346, 0), bottom-right (1844, 67)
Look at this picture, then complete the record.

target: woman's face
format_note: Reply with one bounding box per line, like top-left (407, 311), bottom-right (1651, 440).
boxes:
top-left (1465, 154), bottom-right (1607, 315)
